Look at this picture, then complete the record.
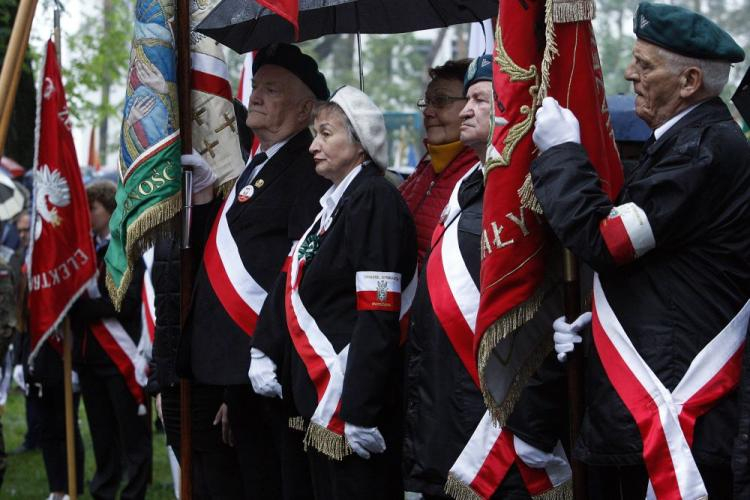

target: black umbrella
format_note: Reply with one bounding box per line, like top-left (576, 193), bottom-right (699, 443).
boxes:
top-left (196, 0), bottom-right (498, 54)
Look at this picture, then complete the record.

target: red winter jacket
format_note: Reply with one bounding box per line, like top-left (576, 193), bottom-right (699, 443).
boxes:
top-left (399, 145), bottom-right (478, 262)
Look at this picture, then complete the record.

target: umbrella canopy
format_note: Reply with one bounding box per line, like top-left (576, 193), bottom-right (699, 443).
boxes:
top-left (0, 172), bottom-right (25, 222)
top-left (197, 0), bottom-right (499, 54)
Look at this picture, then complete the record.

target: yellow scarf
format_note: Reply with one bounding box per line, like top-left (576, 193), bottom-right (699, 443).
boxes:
top-left (427, 140), bottom-right (465, 174)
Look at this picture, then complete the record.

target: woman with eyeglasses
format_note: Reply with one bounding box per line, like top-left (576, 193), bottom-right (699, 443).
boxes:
top-left (398, 59), bottom-right (478, 264)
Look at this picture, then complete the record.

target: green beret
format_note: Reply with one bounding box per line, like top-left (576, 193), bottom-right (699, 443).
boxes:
top-left (634, 2), bottom-right (744, 63)
top-left (253, 43), bottom-right (330, 100)
top-left (463, 54), bottom-right (493, 94)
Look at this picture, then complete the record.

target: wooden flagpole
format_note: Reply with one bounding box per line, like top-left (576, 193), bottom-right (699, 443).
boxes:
top-left (0, 0), bottom-right (38, 157)
top-left (53, 10), bottom-right (79, 497)
top-left (563, 249), bottom-right (586, 499)
top-left (175, 0), bottom-right (193, 496)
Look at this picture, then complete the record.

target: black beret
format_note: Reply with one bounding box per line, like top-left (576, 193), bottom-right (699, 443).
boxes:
top-left (634, 2), bottom-right (745, 63)
top-left (463, 54), bottom-right (493, 94)
top-left (252, 43), bottom-right (330, 100)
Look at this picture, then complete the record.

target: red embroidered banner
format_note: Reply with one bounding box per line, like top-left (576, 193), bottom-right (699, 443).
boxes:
top-left (28, 40), bottom-right (97, 361)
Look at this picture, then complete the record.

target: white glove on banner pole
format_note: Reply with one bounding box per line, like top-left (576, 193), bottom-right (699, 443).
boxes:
top-left (553, 312), bottom-right (592, 362)
top-left (344, 422), bottom-right (386, 459)
top-left (532, 97), bottom-right (581, 153)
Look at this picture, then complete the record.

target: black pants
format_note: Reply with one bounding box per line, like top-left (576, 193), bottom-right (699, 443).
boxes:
top-left (79, 369), bottom-right (152, 500)
top-left (38, 384), bottom-right (85, 494)
top-left (23, 386), bottom-right (43, 448)
top-left (162, 383), bottom-right (244, 499)
top-left (225, 385), bottom-right (314, 500)
top-left (587, 463), bottom-right (733, 500)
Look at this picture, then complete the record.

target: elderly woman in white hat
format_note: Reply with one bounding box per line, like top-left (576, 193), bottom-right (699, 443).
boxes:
top-left (259, 85), bottom-right (417, 498)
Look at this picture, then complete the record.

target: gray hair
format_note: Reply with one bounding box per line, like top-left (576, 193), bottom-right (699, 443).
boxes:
top-left (656, 47), bottom-right (731, 96)
top-left (312, 102), bottom-right (363, 147)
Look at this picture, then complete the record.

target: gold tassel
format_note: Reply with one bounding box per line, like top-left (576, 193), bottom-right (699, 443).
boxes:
top-left (288, 416), bottom-right (306, 432)
top-left (537, 0), bottom-right (559, 103)
top-left (303, 422), bottom-right (352, 461)
top-left (533, 480), bottom-right (574, 500)
top-left (518, 173), bottom-right (544, 215)
top-left (552, 0), bottom-right (596, 24)
top-left (106, 191), bottom-right (182, 310)
top-left (444, 474), bottom-right (484, 500)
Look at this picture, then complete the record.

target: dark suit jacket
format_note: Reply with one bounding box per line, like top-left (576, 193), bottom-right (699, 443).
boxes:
top-left (180, 128), bottom-right (330, 385)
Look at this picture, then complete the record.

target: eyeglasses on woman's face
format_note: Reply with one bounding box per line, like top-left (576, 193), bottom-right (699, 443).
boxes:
top-left (417, 94), bottom-right (467, 110)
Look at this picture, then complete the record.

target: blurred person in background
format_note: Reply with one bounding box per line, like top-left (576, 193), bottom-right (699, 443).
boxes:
top-left (399, 59), bottom-right (478, 264)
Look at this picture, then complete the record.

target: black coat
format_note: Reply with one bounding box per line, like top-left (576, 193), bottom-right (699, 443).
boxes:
top-left (149, 236), bottom-right (181, 392)
top-left (282, 165), bottom-right (417, 427)
top-left (530, 97), bottom-right (750, 466)
top-left (71, 241), bottom-right (144, 376)
top-left (180, 129), bottom-right (330, 385)
top-left (402, 167), bottom-right (485, 495)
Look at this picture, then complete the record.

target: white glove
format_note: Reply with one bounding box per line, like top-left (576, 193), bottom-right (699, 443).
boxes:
top-left (553, 312), bottom-right (591, 362)
top-left (248, 348), bottom-right (282, 399)
top-left (12, 364), bottom-right (25, 391)
top-left (532, 97), bottom-right (581, 153)
top-left (344, 422), bottom-right (386, 459)
top-left (513, 435), bottom-right (569, 469)
top-left (181, 150), bottom-right (216, 193)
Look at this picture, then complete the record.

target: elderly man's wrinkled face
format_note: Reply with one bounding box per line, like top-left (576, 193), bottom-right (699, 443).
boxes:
top-left (247, 65), bottom-right (313, 146)
top-left (459, 81), bottom-right (493, 150)
top-left (422, 78), bottom-right (467, 145)
top-left (309, 107), bottom-right (365, 185)
top-left (624, 40), bottom-right (684, 129)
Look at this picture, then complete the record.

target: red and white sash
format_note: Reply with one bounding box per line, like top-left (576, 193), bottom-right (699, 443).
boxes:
top-left (592, 274), bottom-right (749, 500)
top-left (426, 171), bottom-right (570, 499)
top-left (202, 182), bottom-right (268, 336)
top-left (138, 247), bottom-right (155, 360)
top-left (85, 278), bottom-right (148, 415)
top-left (285, 215), bottom-right (417, 459)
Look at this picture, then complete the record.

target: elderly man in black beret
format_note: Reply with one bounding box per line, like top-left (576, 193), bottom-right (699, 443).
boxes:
top-left (528, 2), bottom-right (750, 498)
top-left (175, 43), bottom-right (330, 498)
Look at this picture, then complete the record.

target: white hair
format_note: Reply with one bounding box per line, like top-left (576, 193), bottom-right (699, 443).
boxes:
top-left (657, 47), bottom-right (731, 96)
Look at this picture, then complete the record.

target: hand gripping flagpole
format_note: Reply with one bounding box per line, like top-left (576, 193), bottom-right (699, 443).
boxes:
top-left (175, 0), bottom-right (194, 496)
top-left (0, 0), bottom-right (38, 157)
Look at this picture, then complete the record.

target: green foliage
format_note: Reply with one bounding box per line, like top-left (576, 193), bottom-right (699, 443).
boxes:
top-left (63, 0), bottom-right (133, 125)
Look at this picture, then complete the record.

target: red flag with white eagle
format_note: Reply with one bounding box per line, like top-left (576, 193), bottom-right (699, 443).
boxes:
top-left (28, 40), bottom-right (97, 362)
top-left (445, 1), bottom-right (623, 498)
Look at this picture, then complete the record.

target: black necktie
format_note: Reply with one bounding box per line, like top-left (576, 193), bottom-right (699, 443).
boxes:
top-left (236, 152), bottom-right (268, 191)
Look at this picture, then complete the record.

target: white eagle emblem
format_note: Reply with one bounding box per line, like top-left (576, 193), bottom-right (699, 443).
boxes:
top-left (376, 280), bottom-right (388, 302)
top-left (33, 164), bottom-right (71, 240)
top-left (43, 77), bottom-right (56, 100)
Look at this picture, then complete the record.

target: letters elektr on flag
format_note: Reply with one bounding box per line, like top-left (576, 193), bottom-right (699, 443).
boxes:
top-left (28, 40), bottom-right (97, 362)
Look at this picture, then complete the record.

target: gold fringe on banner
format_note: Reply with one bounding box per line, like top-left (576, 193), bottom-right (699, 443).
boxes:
top-left (534, 480), bottom-right (574, 500)
top-left (303, 422), bottom-right (352, 461)
top-left (444, 474), bottom-right (484, 500)
top-left (537, 0), bottom-right (560, 103)
top-left (216, 177), bottom-right (238, 200)
top-left (552, 0), bottom-right (596, 23)
top-left (518, 173), bottom-right (544, 215)
top-left (106, 192), bottom-right (181, 309)
top-left (288, 416), bottom-right (306, 432)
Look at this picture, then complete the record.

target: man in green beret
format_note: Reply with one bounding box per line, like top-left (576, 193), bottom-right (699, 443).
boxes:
top-left (528, 2), bottom-right (750, 498)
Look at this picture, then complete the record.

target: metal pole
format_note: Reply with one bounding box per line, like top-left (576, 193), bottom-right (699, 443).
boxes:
top-left (63, 319), bottom-right (78, 500)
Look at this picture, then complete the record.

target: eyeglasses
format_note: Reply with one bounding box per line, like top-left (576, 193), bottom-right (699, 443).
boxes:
top-left (417, 95), bottom-right (467, 110)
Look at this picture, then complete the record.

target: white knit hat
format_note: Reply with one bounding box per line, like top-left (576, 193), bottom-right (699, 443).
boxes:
top-left (330, 85), bottom-right (388, 169)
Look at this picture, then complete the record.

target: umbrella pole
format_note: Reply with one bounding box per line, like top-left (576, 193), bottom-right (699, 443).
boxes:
top-left (0, 0), bottom-right (38, 157)
top-left (356, 32), bottom-right (364, 92)
top-left (563, 249), bottom-right (587, 499)
top-left (63, 319), bottom-right (78, 500)
top-left (176, 0), bottom-right (193, 497)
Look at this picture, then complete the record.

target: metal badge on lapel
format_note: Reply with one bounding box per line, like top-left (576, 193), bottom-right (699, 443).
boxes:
top-left (254, 178), bottom-right (265, 188)
top-left (238, 185), bottom-right (255, 203)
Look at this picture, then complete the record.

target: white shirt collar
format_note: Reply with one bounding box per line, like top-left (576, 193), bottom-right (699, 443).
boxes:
top-left (245, 137), bottom-right (291, 178)
top-left (318, 164), bottom-right (364, 232)
top-left (654, 103), bottom-right (701, 140)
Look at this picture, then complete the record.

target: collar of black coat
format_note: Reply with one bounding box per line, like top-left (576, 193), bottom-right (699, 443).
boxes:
top-left (241, 128), bottom-right (314, 197)
top-left (321, 163), bottom-right (382, 230)
top-left (644, 97), bottom-right (733, 157)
